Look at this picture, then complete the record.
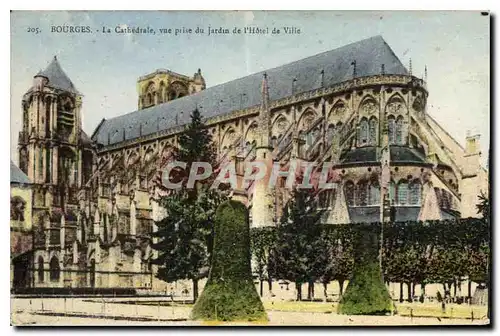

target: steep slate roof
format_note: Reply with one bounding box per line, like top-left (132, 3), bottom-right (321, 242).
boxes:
top-left (339, 146), bottom-right (426, 164)
top-left (35, 56), bottom-right (80, 94)
top-left (10, 161), bottom-right (31, 184)
top-left (340, 146), bottom-right (378, 163)
top-left (390, 146), bottom-right (426, 163)
top-left (93, 35), bottom-right (408, 146)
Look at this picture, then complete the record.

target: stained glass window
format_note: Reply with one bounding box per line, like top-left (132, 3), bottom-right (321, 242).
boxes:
top-left (398, 181), bottom-right (409, 205)
top-left (409, 181), bottom-right (421, 205)
top-left (369, 118), bottom-right (377, 145)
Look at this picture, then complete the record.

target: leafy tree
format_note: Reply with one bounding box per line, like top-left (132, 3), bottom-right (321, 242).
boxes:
top-left (476, 191), bottom-right (489, 220)
top-left (320, 226), bottom-right (354, 299)
top-left (152, 108), bottom-right (226, 302)
top-left (250, 227), bottom-right (276, 296)
top-left (270, 189), bottom-right (326, 301)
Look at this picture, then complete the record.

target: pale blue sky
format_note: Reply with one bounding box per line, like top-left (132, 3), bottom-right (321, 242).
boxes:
top-left (10, 11), bottom-right (489, 165)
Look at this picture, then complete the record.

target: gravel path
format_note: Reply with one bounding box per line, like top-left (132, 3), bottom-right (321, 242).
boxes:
top-left (10, 298), bottom-right (490, 326)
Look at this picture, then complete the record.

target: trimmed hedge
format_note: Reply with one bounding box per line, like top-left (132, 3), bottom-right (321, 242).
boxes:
top-left (191, 200), bottom-right (267, 321)
top-left (338, 224), bottom-right (392, 315)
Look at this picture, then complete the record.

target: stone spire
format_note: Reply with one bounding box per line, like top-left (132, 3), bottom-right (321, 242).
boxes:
top-left (261, 72), bottom-right (270, 111)
top-left (258, 73), bottom-right (272, 149)
top-left (251, 72), bottom-right (275, 228)
top-left (351, 60), bottom-right (357, 78)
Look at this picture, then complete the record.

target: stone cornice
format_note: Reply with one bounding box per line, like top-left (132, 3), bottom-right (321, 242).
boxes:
top-left (97, 74), bottom-right (426, 154)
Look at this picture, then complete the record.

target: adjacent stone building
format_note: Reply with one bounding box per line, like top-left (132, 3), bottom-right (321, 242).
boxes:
top-left (12, 36), bottom-right (488, 292)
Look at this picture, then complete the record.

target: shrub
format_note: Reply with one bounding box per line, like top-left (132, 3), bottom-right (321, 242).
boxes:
top-left (338, 224), bottom-right (392, 315)
top-left (191, 200), bottom-right (267, 321)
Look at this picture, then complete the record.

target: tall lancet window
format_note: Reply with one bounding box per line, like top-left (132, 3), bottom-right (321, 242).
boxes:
top-left (369, 117), bottom-right (378, 145)
top-left (389, 180), bottom-right (396, 204)
top-left (368, 180), bottom-right (381, 205)
top-left (358, 118), bottom-right (369, 145)
top-left (396, 116), bottom-right (404, 145)
top-left (344, 181), bottom-right (355, 206)
top-left (397, 180), bottom-right (409, 205)
top-left (408, 180), bottom-right (421, 205)
top-left (388, 117), bottom-right (396, 144)
top-left (38, 256), bottom-right (44, 283)
top-left (327, 124), bottom-right (335, 146)
top-left (356, 180), bottom-right (368, 206)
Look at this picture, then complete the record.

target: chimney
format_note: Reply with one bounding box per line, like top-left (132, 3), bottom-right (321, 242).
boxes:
top-left (463, 133), bottom-right (481, 177)
top-left (465, 133), bottom-right (481, 156)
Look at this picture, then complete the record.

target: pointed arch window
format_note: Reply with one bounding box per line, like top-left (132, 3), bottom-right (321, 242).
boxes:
top-left (368, 180), bottom-right (381, 205)
top-left (397, 180), bottom-right (409, 205)
top-left (388, 117), bottom-right (396, 144)
top-left (434, 188), bottom-right (443, 208)
top-left (369, 118), bottom-right (378, 145)
top-left (356, 180), bottom-right (368, 206)
top-left (38, 256), bottom-right (44, 283)
top-left (396, 116), bottom-right (404, 145)
top-left (358, 118), bottom-right (369, 145)
top-left (344, 181), bottom-right (355, 206)
top-left (271, 136), bottom-right (278, 148)
top-left (49, 257), bottom-right (60, 282)
top-left (327, 124), bottom-right (335, 146)
top-left (408, 181), bottom-right (421, 205)
top-left (442, 190), bottom-right (451, 209)
top-left (319, 189), bottom-right (335, 209)
top-left (389, 180), bottom-right (396, 204)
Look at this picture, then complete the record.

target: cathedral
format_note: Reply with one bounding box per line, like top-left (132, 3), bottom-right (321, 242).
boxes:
top-left (10, 36), bottom-right (488, 293)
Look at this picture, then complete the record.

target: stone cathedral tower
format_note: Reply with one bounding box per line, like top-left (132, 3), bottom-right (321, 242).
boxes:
top-left (18, 56), bottom-right (94, 217)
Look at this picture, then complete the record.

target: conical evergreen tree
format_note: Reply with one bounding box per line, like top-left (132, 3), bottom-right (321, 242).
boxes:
top-left (338, 223), bottom-right (393, 315)
top-left (191, 200), bottom-right (267, 322)
top-left (152, 108), bottom-right (226, 302)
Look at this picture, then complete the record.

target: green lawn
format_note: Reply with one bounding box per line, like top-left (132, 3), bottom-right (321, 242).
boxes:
top-left (262, 300), bottom-right (487, 319)
top-left (111, 299), bottom-right (488, 320)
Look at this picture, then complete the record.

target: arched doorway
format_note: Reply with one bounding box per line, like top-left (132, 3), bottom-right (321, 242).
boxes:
top-left (12, 253), bottom-right (31, 290)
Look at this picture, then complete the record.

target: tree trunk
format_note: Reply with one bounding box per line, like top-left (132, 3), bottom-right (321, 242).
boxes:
top-left (193, 279), bottom-right (199, 303)
top-left (412, 282), bottom-right (416, 297)
top-left (260, 279), bottom-right (264, 297)
top-left (468, 280), bottom-right (472, 303)
top-left (407, 282), bottom-right (412, 302)
top-left (339, 278), bottom-right (345, 296)
top-left (268, 278), bottom-right (273, 292)
top-left (399, 282), bottom-right (404, 303)
top-left (323, 282), bottom-right (328, 302)
top-left (296, 282), bottom-right (302, 301)
top-left (421, 283), bottom-right (426, 302)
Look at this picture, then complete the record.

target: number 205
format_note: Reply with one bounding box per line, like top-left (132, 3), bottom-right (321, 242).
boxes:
top-left (27, 27), bottom-right (40, 34)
